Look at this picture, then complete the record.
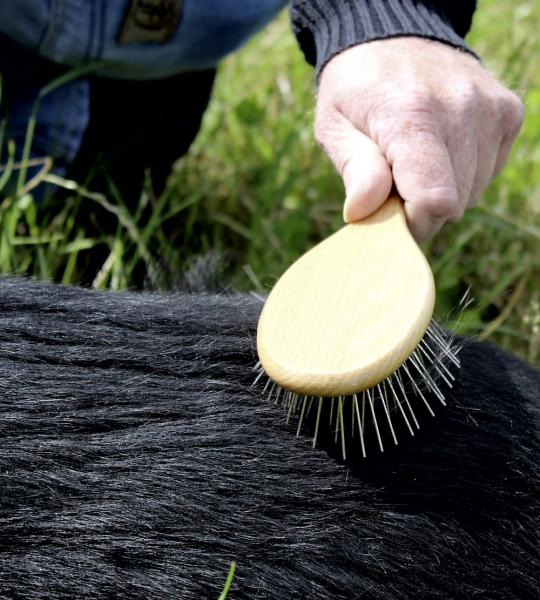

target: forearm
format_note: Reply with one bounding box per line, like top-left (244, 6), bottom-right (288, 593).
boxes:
top-left (290, 0), bottom-right (478, 73)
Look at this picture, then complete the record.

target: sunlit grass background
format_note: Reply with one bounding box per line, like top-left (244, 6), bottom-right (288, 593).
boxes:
top-left (0, 3), bottom-right (539, 365)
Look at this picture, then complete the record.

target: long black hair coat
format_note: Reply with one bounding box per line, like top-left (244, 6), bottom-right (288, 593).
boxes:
top-left (0, 278), bottom-right (538, 599)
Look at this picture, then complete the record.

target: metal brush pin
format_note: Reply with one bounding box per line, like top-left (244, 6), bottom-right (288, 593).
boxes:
top-left (253, 316), bottom-right (464, 460)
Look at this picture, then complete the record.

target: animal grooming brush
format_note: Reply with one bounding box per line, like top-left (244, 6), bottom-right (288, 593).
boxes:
top-left (254, 195), bottom-right (462, 459)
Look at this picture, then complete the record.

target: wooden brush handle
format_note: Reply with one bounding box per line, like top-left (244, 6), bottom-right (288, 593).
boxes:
top-left (257, 194), bottom-right (435, 397)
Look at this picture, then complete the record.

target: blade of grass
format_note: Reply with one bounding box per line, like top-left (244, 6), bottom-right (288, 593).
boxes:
top-left (43, 172), bottom-right (162, 287)
top-left (479, 273), bottom-right (528, 340)
top-left (0, 140), bottom-right (16, 192)
top-left (16, 61), bottom-right (104, 193)
top-left (218, 562), bottom-right (236, 600)
top-left (10, 234), bottom-right (65, 245)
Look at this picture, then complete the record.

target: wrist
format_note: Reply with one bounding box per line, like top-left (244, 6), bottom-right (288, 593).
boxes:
top-left (291, 0), bottom-right (477, 74)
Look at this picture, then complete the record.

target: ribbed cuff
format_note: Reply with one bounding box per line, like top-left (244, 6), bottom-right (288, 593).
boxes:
top-left (291, 0), bottom-right (478, 74)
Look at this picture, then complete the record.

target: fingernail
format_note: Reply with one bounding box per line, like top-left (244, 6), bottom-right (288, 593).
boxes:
top-left (343, 194), bottom-right (354, 223)
top-left (343, 184), bottom-right (367, 223)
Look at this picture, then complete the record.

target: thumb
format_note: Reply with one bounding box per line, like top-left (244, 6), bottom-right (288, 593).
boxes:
top-left (317, 116), bottom-right (392, 222)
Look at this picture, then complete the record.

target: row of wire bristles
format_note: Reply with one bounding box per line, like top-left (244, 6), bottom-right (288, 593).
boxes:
top-left (253, 319), bottom-right (463, 459)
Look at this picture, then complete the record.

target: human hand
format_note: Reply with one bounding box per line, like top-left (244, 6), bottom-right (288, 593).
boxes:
top-left (315, 38), bottom-right (524, 242)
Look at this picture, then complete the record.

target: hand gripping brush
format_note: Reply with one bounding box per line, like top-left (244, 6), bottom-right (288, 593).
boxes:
top-left (253, 195), bottom-right (463, 459)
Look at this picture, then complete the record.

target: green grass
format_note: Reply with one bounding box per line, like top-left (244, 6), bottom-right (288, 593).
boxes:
top-left (219, 562), bottom-right (237, 600)
top-left (0, 3), bottom-right (539, 364)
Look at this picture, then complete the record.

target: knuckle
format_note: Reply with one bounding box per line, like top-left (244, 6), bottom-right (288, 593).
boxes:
top-left (414, 188), bottom-right (459, 220)
top-left (502, 93), bottom-right (524, 138)
top-left (447, 203), bottom-right (466, 223)
top-left (452, 80), bottom-right (480, 113)
top-left (487, 90), bottom-right (523, 139)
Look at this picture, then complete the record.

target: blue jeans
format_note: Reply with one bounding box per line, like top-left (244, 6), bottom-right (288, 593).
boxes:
top-left (0, 0), bottom-right (288, 184)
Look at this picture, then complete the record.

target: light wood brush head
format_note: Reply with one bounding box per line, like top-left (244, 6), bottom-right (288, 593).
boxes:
top-left (257, 195), bottom-right (435, 397)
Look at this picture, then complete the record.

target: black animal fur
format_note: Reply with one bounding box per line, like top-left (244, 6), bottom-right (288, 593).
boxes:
top-left (0, 278), bottom-right (538, 599)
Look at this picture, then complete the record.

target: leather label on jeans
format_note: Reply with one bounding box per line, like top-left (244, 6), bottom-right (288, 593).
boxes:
top-left (118, 0), bottom-right (182, 44)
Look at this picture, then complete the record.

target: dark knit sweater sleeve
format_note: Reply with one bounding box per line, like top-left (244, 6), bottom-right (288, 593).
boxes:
top-left (290, 0), bottom-right (478, 73)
